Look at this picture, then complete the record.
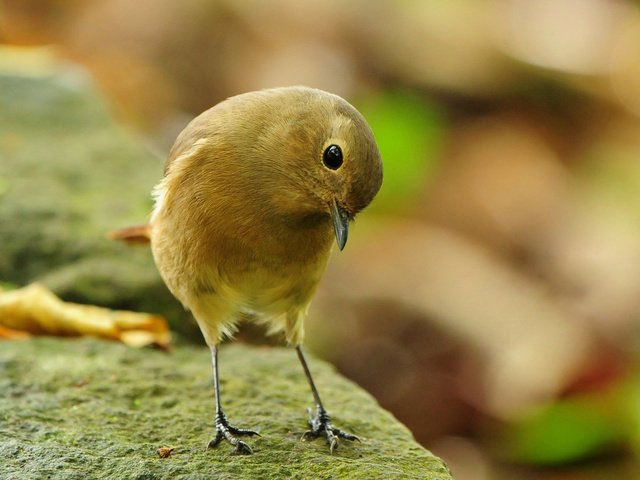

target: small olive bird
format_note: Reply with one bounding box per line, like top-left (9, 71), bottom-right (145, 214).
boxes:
top-left (148, 86), bottom-right (382, 454)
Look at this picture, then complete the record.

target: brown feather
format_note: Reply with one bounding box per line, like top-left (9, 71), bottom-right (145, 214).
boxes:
top-left (150, 86), bottom-right (383, 346)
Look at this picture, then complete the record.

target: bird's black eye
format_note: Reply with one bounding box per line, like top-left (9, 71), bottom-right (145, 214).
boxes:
top-left (322, 144), bottom-right (343, 170)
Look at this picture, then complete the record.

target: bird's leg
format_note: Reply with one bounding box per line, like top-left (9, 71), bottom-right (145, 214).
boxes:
top-left (296, 345), bottom-right (359, 453)
top-left (207, 345), bottom-right (260, 455)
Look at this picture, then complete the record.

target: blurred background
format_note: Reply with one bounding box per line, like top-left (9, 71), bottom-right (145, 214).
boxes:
top-left (3, 0), bottom-right (640, 478)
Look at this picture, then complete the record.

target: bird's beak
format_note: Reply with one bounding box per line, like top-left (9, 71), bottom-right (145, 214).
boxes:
top-left (330, 200), bottom-right (350, 251)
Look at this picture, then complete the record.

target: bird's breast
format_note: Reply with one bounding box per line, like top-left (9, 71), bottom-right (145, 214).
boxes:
top-left (190, 204), bottom-right (334, 316)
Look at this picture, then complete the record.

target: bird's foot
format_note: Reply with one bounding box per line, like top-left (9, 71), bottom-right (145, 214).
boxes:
top-left (207, 411), bottom-right (260, 455)
top-left (301, 406), bottom-right (359, 453)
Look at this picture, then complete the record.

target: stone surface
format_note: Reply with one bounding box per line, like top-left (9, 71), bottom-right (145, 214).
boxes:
top-left (0, 338), bottom-right (451, 479)
top-left (0, 50), bottom-right (451, 479)
top-left (0, 48), bottom-right (195, 338)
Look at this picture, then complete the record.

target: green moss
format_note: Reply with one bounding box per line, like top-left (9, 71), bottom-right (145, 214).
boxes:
top-left (0, 338), bottom-right (451, 479)
top-left (0, 54), bottom-right (191, 336)
top-left (0, 53), bottom-right (451, 478)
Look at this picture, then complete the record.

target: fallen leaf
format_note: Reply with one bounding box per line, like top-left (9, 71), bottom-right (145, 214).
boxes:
top-left (158, 446), bottom-right (175, 458)
top-left (107, 224), bottom-right (151, 245)
top-left (0, 283), bottom-right (170, 348)
top-left (0, 323), bottom-right (31, 339)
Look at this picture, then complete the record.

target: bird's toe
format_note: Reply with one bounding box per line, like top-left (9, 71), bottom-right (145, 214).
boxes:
top-left (301, 406), bottom-right (358, 453)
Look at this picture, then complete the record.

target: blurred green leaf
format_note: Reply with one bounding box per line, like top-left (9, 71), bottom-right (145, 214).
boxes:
top-left (503, 392), bottom-right (626, 465)
top-left (623, 372), bottom-right (640, 456)
top-left (578, 145), bottom-right (640, 225)
top-left (356, 90), bottom-right (445, 213)
top-left (0, 282), bottom-right (17, 290)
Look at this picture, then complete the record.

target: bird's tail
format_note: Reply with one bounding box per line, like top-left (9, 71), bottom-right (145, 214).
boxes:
top-left (107, 224), bottom-right (151, 245)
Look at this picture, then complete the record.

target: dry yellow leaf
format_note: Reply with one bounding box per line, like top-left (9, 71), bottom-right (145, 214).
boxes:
top-left (0, 283), bottom-right (170, 348)
top-left (0, 323), bottom-right (31, 340)
top-left (157, 446), bottom-right (176, 458)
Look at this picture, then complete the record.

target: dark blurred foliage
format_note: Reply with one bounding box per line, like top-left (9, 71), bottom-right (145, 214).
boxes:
top-left (4, 0), bottom-right (640, 478)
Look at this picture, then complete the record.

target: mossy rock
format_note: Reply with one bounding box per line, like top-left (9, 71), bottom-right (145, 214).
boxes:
top-left (0, 51), bottom-right (451, 478)
top-left (0, 49), bottom-right (193, 337)
top-left (0, 338), bottom-right (451, 479)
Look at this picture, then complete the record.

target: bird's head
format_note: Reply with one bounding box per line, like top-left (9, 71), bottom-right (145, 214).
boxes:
top-left (260, 87), bottom-right (383, 251)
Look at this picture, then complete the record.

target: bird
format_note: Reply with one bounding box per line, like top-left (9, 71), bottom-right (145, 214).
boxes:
top-left (147, 86), bottom-right (382, 454)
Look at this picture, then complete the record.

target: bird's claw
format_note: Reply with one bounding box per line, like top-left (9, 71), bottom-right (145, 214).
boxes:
top-left (208, 411), bottom-right (260, 455)
top-left (301, 406), bottom-right (359, 453)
